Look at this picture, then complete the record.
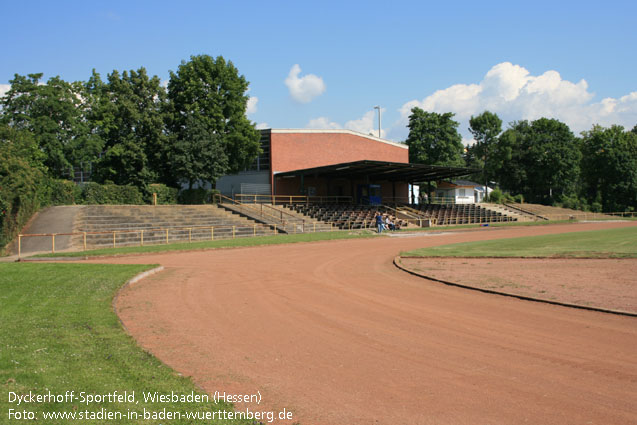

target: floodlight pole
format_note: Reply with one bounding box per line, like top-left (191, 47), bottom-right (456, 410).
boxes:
top-left (374, 106), bottom-right (381, 138)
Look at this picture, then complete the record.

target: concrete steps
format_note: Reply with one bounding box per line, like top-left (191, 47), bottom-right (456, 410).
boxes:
top-left (481, 203), bottom-right (535, 221)
top-left (75, 204), bottom-right (274, 249)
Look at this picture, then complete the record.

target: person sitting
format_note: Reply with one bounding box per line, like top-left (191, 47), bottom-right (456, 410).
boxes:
top-left (385, 215), bottom-right (395, 231)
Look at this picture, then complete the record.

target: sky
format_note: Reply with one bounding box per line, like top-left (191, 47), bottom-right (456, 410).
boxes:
top-left (1, 0), bottom-right (636, 143)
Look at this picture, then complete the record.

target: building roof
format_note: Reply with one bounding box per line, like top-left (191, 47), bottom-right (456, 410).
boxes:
top-left (268, 128), bottom-right (408, 150)
top-left (274, 160), bottom-right (477, 183)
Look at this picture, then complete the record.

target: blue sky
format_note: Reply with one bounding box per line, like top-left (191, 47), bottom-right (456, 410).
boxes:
top-left (2, 0), bottom-right (636, 141)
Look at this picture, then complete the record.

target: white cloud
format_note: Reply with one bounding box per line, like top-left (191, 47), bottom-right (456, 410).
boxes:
top-left (398, 62), bottom-right (637, 137)
top-left (247, 96), bottom-right (258, 114)
top-left (255, 122), bottom-right (269, 130)
top-left (306, 116), bottom-right (341, 129)
top-left (344, 109), bottom-right (386, 138)
top-left (0, 84), bottom-right (11, 99)
top-left (285, 64), bottom-right (326, 103)
top-left (306, 109), bottom-right (387, 138)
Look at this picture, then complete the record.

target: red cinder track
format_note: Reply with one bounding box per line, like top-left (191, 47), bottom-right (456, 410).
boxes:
top-left (95, 222), bottom-right (637, 425)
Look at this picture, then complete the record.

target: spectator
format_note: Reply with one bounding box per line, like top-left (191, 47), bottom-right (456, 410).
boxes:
top-left (375, 212), bottom-right (384, 233)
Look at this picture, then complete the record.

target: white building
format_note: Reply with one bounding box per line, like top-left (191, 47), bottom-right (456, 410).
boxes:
top-left (434, 180), bottom-right (492, 203)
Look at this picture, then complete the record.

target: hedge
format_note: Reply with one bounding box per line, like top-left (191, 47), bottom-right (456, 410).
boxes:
top-left (178, 188), bottom-right (219, 204)
top-left (145, 183), bottom-right (179, 205)
top-left (80, 182), bottom-right (144, 205)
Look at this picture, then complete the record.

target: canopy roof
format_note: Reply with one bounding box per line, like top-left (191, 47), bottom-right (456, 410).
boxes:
top-left (275, 160), bottom-right (477, 183)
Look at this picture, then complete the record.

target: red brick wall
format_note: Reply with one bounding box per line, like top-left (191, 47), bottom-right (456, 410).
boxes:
top-left (270, 131), bottom-right (408, 173)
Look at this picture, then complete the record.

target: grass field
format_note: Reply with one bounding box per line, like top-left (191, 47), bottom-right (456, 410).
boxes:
top-left (402, 226), bottom-right (637, 258)
top-left (396, 219), bottom-right (577, 232)
top-left (33, 230), bottom-right (377, 258)
top-left (0, 263), bottom-right (251, 424)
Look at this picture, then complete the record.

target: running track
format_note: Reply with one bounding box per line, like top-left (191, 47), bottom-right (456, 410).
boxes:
top-left (101, 222), bottom-right (637, 425)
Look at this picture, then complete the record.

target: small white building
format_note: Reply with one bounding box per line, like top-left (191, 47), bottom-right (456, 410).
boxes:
top-left (435, 180), bottom-right (492, 203)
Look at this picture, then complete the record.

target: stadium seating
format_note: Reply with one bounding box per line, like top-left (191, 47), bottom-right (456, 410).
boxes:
top-left (75, 205), bottom-right (275, 248)
top-left (285, 203), bottom-right (407, 230)
top-left (409, 203), bottom-right (516, 225)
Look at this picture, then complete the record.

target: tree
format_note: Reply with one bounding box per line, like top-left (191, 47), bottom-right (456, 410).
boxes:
top-left (580, 125), bottom-right (637, 212)
top-left (170, 115), bottom-right (228, 189)
top-left (0, 74), bottom-right (94, 177)
top-left (405, 107), bottom-right (464, 166)
top-left (0, 124), bottom-right (49, 248)
top-left (495, 118), bottom-right (580, 204)
top-left (167, 55), bottom-right (260, 186)
top-left (469, 111), bottom-right (502, 197)
top-left (88, 68), bottom-right (169, 187)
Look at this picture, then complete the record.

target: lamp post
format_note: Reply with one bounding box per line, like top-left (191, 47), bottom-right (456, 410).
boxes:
top-left (374, 105), bottom-right (381, 138)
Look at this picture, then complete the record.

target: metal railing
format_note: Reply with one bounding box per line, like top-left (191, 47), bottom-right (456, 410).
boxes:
top-left (214, 194), bottom-right (304, 231)
top-left (17, 223), bottom-right (278, 259)
top-left (233, 194), bottom-right (353, 205)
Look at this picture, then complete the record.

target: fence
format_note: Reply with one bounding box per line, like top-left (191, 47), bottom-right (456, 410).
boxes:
top-left (233, 194), bottom-right (353, 205)
top-left (16, 209), bottom-right (635, 258)
top-left (17, 223), bottom-right (275, 258)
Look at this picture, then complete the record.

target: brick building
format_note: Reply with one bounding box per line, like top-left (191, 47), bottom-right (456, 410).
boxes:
top-left (216, 128), bottom-right (471, 204)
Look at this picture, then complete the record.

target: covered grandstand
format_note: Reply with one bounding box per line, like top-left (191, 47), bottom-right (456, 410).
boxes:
top-left (216, 128), bottom-right (474, 203)
top-left (211, 128), bottom-right (529, 230)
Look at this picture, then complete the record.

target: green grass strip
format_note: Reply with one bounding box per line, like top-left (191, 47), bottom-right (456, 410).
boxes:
top-left (33, 230), bottom-right (378, 258)
top-left (0, 263), bottom-right (251, 424)
top-left (402, 226), bottom-right (637, 258)
top-left (395, 219), bottom-right (578, 232)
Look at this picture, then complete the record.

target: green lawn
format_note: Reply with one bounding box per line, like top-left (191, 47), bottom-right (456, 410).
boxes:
top-left (0, 263), bottom-right (252, 424)
top-left (395, 219), bottom-right (576, 232)
top-left (402, 226), bottom-right (637, 258)
top-left (33, 230), bottom-right (378, 258)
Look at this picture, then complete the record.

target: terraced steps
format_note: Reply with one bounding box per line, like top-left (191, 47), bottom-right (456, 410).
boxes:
top-left (75, 205), bottom-right (275, 249)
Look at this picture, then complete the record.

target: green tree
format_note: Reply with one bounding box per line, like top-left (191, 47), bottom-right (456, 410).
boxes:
top-left (580, 125), bottom-right (637, 212)
top-left (89, 68), bottom-right (169, 187)
top-left (495, 118), bottom-right (580, 204)
top-left (170, 116), bottom-right (228, 189)
top-left (0, 74), bottom-right (95, 177)
top-left (469, 111), bottom-right (502, 197)
top-left (405, 107), bottom-right (464, 166)
top-left (0, 124), bottom-right (49, 248)
top-left (167, 55), bottom-right (260, 186)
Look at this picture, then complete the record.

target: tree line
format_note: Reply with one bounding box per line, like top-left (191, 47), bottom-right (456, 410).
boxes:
top-left (0, 54), bottom-right (260, 190)
top-left (0, 54), bottom-right (261, 250)
top-left (1, 54), bottom-right (635, 216)
top-left (405, 107), bottom-right (637, 212)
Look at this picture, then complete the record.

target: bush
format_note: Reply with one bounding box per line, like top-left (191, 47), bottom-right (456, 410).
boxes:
top-left (49, 179), bottom-right (82, 205)
top-left (513, 194), bottom-right (524, 203)
top-left (81, 182), bottom-right (143, 205)
top-left (145, 184), bottom-right (179, 205)
top-left (488, 188), bottom-right (503, 203)
top-left (0, 149), bottom-right (50, 252)
top-left (178, 188), bottom-right (219, 204)
top-left (556, 194), bottom-right (590, 211)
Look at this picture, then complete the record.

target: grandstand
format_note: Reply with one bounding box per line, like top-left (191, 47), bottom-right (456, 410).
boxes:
top-left (285, 203), bottom-right (407, 230)
top-left (502, 203), bottom-right (617, 221)
top-left (408, 203), bottom-right (516, 225)
top-left (74, 205), bottom-right (276, 249)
